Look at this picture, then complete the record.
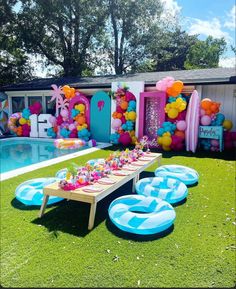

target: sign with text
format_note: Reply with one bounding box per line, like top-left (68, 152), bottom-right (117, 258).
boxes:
top-left (198, 125), bottom-right (223, 151)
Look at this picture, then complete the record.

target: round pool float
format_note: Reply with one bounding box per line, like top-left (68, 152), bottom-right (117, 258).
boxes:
top-left (155, 165), bottom-right (199, 186)
top-left (15, 178), bottom-right (63, 206)
top-left (54, 138), bottom-right (86, 149)
top-left (55, 168), bottom-right (68, 179)
top-left (108, 195), bottom-right (176, 235)
top-left (86, 158), bottom-right (105, 166)
top-left (135, 177), bottom-right (188, 204)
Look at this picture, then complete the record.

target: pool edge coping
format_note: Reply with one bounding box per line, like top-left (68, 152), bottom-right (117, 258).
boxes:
top-left (0, 138), bottom-right (112, 181)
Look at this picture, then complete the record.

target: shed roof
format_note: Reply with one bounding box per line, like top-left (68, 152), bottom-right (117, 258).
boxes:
top-left (1, 67), bottom-right (235, 91)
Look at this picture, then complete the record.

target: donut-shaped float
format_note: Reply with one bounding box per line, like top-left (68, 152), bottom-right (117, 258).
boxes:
top-left (8, 112), bottom-right (22, 133)
top-left (155, 165), bottom-right (199, 186)
top-left (15, 178), bottom-right (63, 206)
top-left (54, 138), bottom-right (86, 149)
top-left (108, 195), bottom-right (176, 235)
top-left (86, 158), bottom-right (105, 166)
top-left (55, 168), bottom-right (68, 179)
top-left (135, 177), bottom-right (188, 204)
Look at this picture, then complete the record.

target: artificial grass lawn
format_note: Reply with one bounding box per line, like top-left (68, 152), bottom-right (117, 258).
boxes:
top-left (1, 147), bottom-right (235, 288)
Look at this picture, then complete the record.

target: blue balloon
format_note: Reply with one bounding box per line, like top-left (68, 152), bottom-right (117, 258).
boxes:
top-left (22, 108), bottom-right (31, 120)
top-left (157, 127), bottom-right (165, 136)
top-left (110, 133), bottom-right (120, 144)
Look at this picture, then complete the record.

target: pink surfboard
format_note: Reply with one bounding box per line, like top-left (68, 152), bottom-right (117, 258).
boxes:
top-left (185, 90), bottom-right (200, 153)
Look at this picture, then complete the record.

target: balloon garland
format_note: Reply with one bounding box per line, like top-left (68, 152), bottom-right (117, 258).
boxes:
top-left (8, 102), bottom-right (42, 136)
top-left (47, 85), bottom-right (91, 141)
top-left (110, 87), bottom-right (137, 146)
top-left (156, 77), bottom-right (188, 151)
top-left (199, 98), bottom-right (234, 151)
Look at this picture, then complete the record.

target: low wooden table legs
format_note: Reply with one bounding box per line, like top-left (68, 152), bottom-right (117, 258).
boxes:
top-left (38, 195), bottom-right (49, 218)
top-left (88, 202), bottom-right (97, 230)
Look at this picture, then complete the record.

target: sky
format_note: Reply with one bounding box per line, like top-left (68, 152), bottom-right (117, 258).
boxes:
top-left (162, 0), bottom-right (235, 67)
top-left (30, 0), bottom-right (236, 77)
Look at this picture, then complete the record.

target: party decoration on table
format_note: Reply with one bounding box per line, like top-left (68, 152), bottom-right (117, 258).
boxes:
top-left (110, 86), bottom-right (137, 146)
top-left (57, 148), bottom-right (147, 191)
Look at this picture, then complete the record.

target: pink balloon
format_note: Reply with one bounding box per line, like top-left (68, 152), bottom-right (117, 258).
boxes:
top-left (49, 116), bottom-right (57, 125)
top-left (125, 91), bottom-right (136, 101)
top-left (200, 109), bottom-right (206, 116)
top-left (68, 123), bottom-right (76, 131)
top-left (60, 109), bottom-right (69, 118)
top-left (111, 119), bottom-right (122, 130)
top-left (176, 120), bottom-right (187, 131)
top-left (116, 106), bottom-right (124, 113)
top-left (201, 115), bottom-right (211, 126)
top-left (120, 116), bottom-right (126, 124)
top-left (118, 132), bottom-right (132, 146)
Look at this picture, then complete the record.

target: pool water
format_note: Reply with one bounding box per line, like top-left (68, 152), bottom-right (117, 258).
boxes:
top-left (0, 138), bottom-right (88, 173)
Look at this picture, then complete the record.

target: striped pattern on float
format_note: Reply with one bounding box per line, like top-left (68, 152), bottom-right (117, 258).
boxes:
top-left (135, 176), bottom-right (188, 204)
top-left (108, 195), bottom-right (176, 235)
top-left (15, 178), bottom-right (64, 206)
top-left (155, 165), bottom-right (199, 186)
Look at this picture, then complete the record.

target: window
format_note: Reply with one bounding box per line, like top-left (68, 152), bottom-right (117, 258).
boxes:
top-left (28, 96), bottom-right (42, 107)
top-left (12, 97), bottom-right (25, 113)
top-left (45, 96), bottom-right (56, 115)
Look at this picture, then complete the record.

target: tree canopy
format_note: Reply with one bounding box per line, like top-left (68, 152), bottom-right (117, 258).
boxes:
top-left (0, 0), bottom-right (230, 86)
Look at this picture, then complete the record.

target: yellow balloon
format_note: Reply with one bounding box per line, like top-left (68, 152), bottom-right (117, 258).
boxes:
top-left (77, 104), bottom-right (85, 112)
top-left (163, 132), bottom-right (171, 137)
top-left (162, 145), bottom-right (171, 151)
top-left (128, 111), bottom-right (136, 121)
top-left (157, 136), bottom-right (163, 145)
top-left (168, 108), bottom-right (179, 119)
top-left (129, 130), bottom-right (135, 137)
top-left (19, 118), bottom-right (27, 125)
top-left (223, 120), bottom-right (233, 131)
top-left (162, 136), bottom-right (172, 146)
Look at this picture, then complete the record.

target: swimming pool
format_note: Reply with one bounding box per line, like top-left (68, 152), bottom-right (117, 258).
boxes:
top-left (0, 137), bottom-right (111, 180)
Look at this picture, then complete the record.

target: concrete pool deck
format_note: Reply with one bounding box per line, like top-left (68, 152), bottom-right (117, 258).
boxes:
top-left (0, 137), bottom-right (112, 181)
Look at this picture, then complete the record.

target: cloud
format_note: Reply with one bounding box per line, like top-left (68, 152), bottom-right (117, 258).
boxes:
top-left (160, 0), bottom-right (182, 19)
top-left (224, 5), bottom-right (236, 30)
top-left (188, 18), bottom-right (232, 42)
top-left (219, 56), bottom-right (236, 68)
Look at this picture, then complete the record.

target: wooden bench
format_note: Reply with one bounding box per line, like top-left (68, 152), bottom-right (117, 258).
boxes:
top-left (38, 153), bottom-right (162, 230)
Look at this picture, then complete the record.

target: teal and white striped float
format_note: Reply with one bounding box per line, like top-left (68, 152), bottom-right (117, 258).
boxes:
top-left (135, 177), bottom-right (188, 204)
top-left (15, 178), bottom-right (63, 206)
top-left (155, 165), bottom-right (199, 186)
top-left (86, 158), bottom-right (105, 166)
top-left (108, 195), bottom-right (176, 235)
top-left (55, 168), bottom-right (68, 179)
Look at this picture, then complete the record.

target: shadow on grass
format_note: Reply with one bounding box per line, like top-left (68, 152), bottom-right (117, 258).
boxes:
top-left (105, 219), bottom-right (175, 242)
top-left (31, 179), bottom-right (136, 237)
top-left (11, 198), bottom-right (65, 211)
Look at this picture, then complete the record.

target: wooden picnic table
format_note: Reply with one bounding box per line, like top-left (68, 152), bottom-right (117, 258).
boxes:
top-left (38, 152), bottom-right (162, 230)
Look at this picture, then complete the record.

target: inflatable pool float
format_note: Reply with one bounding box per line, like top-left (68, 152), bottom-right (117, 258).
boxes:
top-left (155, 165), bottom-right (199, 186)
top-left (54, 138), bottom-right (86, 149)
top-left (15, 178), bottom-right (63, 206)
top-left (55, 168), bottom-right (68, 179)
top-left (185, 90), bottom-right (200, 153)
top-left (86, 158), bottom-right (105, 166)
top-left (108, 195), bottom-right (176, 235)
top-left (135, 177), bottom-right (188, 204)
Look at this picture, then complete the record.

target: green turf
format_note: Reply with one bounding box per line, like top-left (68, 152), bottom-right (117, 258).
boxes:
top-left (1, 147), bottom-right (235, 288)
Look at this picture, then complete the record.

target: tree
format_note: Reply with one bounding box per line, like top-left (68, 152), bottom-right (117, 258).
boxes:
top-left (104, 0), bottom-right (163, 75)
top-left (184, 36), bottom-right (226, 69)
top-left (133, 28), bottom-right (198, 72)
top-left (0, 0), bottom-right (33, 86)
top-left (17, 0), bottom-right (108, 76)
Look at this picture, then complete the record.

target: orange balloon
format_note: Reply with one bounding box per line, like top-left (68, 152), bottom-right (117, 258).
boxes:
top-left (77, 116), bottom-right (86, 125)
top-left (175, 130), bottom-right (185, 139)
top-left (205, 109), bottom-right (212, 116)
top-left (120, 101), bottom-right (128, 110)
top-left (167, 87), bottom-right (179, 97)
top-left (172, 81), bottom-right (183, 92)
top-left (201, 100), bottom-right (211, 110)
